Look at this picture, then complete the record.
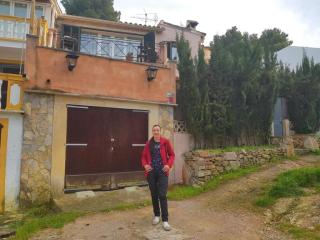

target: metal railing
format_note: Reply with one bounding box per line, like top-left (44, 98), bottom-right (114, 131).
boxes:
top-left (60, 34), bottom-right (162, 64)
top-left (0, 15), bottom-right (30, 40)
top-left (0, 73), bottom-right (24, 111)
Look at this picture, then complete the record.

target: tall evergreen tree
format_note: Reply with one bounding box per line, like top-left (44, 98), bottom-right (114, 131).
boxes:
top-left (196, 48), bottom-right (210, 144)
top-left (282, 54), bottom-right (320, 133)
top-left (61, 0), bottom-right (121, 21)
top-left (176, 35), bottom-right (201, 140)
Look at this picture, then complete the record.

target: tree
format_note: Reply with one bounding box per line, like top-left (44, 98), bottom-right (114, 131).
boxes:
top-left (61, 0), bottom-right (121, 21)
top-left (176, 35), bottom-right (201, 141)
top-left (196, 48), bottom-right (210, 144)
top-left (281, 54), bottom-right (320, 133)
top-left (176, 27), bottom-right (292, 147)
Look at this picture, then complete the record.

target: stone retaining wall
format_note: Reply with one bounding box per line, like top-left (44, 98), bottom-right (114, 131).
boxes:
top-left (183, 148), bottom-right (286, 186)
top-left (20, 93), bottom-right (54, 206)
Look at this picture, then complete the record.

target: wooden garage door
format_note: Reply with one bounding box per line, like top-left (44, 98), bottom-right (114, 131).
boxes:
top-left (65, 105), bottom-right (148, 190)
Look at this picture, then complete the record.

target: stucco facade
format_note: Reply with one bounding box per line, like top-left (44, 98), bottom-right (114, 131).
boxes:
top-left (156, 20), bottom-right (206, 59)
top-left (1, 112), bottom-right (23, 210)
top-left (21, 22), bottom-right (177, 204)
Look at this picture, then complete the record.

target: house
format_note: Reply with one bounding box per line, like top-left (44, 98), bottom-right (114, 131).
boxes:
top-left (156, 20), bottom-right (206, 62)
top-left (20, 14), bottom-right (177, 205)
top-left (277, 46), bottom-right (320, 70)
top-left (0, 0), bottom-right (60, 212)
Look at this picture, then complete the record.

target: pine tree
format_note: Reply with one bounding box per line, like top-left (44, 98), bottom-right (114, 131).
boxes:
top-left (61, 0), bottom-right (121, 21)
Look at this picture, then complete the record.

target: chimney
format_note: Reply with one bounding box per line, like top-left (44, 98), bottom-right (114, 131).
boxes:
top-left (186, 20), bottom-right (198, 30)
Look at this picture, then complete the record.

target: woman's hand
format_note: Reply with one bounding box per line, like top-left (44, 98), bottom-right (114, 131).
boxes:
top-left (162, 165), bottom-right (170, 173)
top-left (144, 164), bottom-right (153, 172)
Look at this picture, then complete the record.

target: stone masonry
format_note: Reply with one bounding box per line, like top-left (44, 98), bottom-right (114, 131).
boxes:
top-left (159, 105), bottom-right (174, 143)
top-left (183, 148), bottom-right (286, 186)
top-left (20, 93), bottom-right (54, 206)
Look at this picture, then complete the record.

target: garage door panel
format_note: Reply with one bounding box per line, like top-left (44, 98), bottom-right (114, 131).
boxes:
top-left (66, 106), bottom-right (89, 143)
top-left (110, 108), bottom-right (131, 172)
top-left (65, 146), bottom-right (88, 175)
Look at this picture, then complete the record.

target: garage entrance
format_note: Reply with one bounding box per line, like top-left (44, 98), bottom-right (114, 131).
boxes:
top-left (65, 105), bottom-right (148, 190)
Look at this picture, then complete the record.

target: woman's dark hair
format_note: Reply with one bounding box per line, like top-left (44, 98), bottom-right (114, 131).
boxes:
top-left (152, 124), bottom-right (161, 130)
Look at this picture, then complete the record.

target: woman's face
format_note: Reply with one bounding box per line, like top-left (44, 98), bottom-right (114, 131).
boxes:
top-left (152, 126), bottom-right (161, 139)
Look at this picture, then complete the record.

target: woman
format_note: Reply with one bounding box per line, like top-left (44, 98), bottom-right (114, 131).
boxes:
top-left (141, 124), bottom-right (175, 231)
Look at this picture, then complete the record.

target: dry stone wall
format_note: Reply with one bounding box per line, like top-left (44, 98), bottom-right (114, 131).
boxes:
top-left (183, 148), bottom-right (286, 186)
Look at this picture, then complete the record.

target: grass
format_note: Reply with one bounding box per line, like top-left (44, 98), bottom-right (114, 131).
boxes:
top-left (168, 166), bottom-right (259, 200)
top-left (311, 149), bottom-right (320, 156)
top-left (207, 144), bottom-right (276, 154)
top-left (255, 167), bottom-right (320, 207)
top-left (9, 200), bottom-right (151, 240)
top-left (10, 211), bottom-right (82, 240)
top-left (279, 224), bottom-right (320, 240)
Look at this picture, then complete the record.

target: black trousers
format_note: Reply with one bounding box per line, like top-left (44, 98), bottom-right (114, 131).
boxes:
top-left (147, 169), bottom-right (169, 221)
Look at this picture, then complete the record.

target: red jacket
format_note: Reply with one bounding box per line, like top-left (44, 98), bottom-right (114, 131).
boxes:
top-left (141, 136), bottom-right (175, 176)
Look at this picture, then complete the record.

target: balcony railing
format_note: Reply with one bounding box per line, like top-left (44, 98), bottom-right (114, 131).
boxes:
top-left (0, 15), bottom-right (48, 45)
top-left (0, 15), bottom-right (30, 41)
top-left (59, 34), bottom-right (164, 64)
top-left (0, 73), bottom-right (24, 111)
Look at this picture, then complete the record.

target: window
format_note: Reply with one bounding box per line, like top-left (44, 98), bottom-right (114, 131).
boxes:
top-left (14, 3), bottom-right (27, 18)
top-left (0, 63), bottom-right (22, 74)
top-left (35, 6), bottom-right (44, 18)
top-left (80, 32), bottom-right (98, 55)
top-left (167, 42), bottom-right (179, 61)
top-left (0, 1), bottom-right (10, 15)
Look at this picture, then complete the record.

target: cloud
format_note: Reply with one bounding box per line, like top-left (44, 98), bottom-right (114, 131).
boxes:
top-left (60, 0), bottom-right (320, 47)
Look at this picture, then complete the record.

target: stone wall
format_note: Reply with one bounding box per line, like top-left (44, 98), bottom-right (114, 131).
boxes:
top-left (159, 105), bottom-right (174, 143)
top-left (292, 134), bottom-right (319, 150)
top-left (183, 148), bottom-right (286, 186)
top-left (20, 93), bottom-right (54, 206)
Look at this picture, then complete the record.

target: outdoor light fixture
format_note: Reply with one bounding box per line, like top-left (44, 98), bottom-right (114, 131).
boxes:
top-left (65, 52), bottom-right (79, 71)
top-left (146, 65), bottom-right (158, 81)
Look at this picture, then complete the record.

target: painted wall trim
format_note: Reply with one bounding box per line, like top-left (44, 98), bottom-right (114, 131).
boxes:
top-left (0, 119), bottom-right (8, 213)
top-left (26, 90), bottom-right (178, 107)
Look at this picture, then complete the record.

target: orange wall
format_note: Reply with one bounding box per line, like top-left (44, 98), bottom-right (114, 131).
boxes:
top-left (25, 36), bottom-right (176, 104)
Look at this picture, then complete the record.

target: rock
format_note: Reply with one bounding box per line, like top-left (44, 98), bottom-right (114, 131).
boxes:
top-left (197, 170), bottom-right (211, 177)
top-left (229, 160), bottom-right (240, 170)
top-left (76, 191), bottom-right (95, 199)
top-left (197, 150), bottom-right (210, 158)
top-left (184, 152), bottom-right (193, 158)
top-left (272, 198), bottom-right (295, 215)
top-left (223, 152), bottom-right (238, 161)
top-left (303, 136), bottom-right (319, 150)
top-left (0, 229), bottom-right (16, 238)
top-left (182, 164), bottom-right (192, 185)
top-left (124, 186), bottom-right (138, 193)
top-left (24, 131), bottom-right (33, 140)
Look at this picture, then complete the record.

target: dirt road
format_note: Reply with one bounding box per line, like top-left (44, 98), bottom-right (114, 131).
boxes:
top-left (31, 155), bottom-right (320, 240)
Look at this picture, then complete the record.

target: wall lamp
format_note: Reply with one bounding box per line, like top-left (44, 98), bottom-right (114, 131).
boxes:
top-left (146, 65), bottom-right (158, 81)
top-left (66, 52), bottom-right (79, 71)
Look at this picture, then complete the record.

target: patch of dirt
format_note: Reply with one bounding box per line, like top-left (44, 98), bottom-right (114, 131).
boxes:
top-left (31, 155), bottom-right (320, 240)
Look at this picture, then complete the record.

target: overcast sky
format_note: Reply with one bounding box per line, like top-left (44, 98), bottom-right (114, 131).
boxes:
top-left (60, 0), bottom-right (320, 47)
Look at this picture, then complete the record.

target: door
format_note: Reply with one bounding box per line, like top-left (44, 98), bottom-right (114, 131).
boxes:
top-left (273, 97), bottom-right (288, 137)
top-left (65, 105), bottom-right (148, 190)
top-left (0, 119), bottom-right (8, 213)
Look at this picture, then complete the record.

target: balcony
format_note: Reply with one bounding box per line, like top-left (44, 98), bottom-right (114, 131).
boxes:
top-left (0, 73), bottom-right (24, 112)
top-left (58, 33), bottom-right (164, 64)
top-left (0, 15), bottom-right (48, 46)
top-left (0, 15), bottom-right (30, 41)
